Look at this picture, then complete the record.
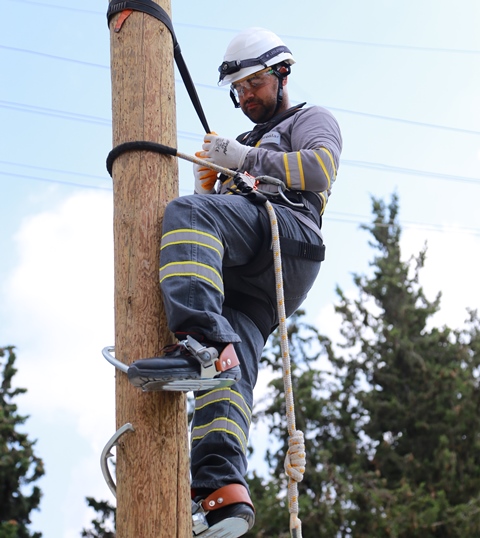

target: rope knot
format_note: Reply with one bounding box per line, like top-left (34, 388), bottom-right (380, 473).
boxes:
top-left (284, 430), bottom-right (306, 483)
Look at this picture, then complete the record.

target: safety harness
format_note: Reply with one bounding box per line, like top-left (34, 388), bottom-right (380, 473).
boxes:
top-left (218, 101), bottom-right (325, 342)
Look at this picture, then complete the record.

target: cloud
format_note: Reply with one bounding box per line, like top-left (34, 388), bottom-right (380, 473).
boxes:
top-left (314, 225), bottom-right (480, 344)
top-left (4, 190), bottom-right (116, 440)
top-left (2, 190), bottom-right (118, 535)
top-left (401, 226), bottom-right (479, 330)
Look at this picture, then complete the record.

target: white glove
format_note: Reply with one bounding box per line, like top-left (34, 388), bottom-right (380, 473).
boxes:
top-left (202, 134), bottom-right (252, 170)
top-left (193, 151), bottom-right (217, 194)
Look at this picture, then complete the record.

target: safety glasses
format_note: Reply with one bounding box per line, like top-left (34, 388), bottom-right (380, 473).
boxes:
top-left (231, 68), bottom-right (275, 99)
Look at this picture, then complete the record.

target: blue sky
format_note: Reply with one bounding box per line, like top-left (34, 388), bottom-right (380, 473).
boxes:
top-left (1, 1), bottom-right (479, 536)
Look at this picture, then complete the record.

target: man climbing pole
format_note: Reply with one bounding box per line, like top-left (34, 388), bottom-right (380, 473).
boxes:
top-left (127, 27), bottom-right (342, 538)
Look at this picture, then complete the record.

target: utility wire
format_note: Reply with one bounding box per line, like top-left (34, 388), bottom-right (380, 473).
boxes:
top-left (0, 160), bottom-right (109, 181)
top-left (1, 160), bottom-right (480, 236)
top-left (0, 170), bottom-right (111, 191)
top-left (6, 0), bottom-right (480, 56)
top-left (341, 160), bottom-right (480, 185)
top-left (2, 95), bottom-right (480, 139)
top-left (2, 165), bottom-right (478, 236)
top-left (0, 100), bottom-right (111, 125)
top-left (0, 45), bottom-right (107, 69)
top-left (5, 0), bottom-right (101, 15)
top-left (1, 159), bottom-right (479, 234)
top-left (2, 44), bottom-right (479, 136)
top-left (1, 100), bottom-right (479, 186)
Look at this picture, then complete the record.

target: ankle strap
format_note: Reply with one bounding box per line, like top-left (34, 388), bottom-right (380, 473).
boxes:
top-left (202, 484), bottom-right (254, 512)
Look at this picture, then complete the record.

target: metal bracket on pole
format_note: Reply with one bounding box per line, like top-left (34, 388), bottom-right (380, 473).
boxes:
top-left (100, 422), bottom-right (135, 498)
top-left (102, 346), bottom-right (128, 374)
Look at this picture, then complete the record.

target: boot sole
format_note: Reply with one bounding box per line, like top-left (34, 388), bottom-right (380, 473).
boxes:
top-left (128, 366), bottom-right (240, 392)
top-left (194, 516), bottom-right (249, 538)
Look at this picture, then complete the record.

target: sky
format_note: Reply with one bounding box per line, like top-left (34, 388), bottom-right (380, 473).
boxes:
top-left (1, 0), bottom-right (479, 536)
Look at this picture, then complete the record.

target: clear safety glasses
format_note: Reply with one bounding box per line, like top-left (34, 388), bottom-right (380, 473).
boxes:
top-left (230, 68), bottom-right (275, 99)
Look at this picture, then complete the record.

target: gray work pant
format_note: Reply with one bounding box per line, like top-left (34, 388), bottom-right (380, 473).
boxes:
top-left (159, 193), bottom-right (323, 492)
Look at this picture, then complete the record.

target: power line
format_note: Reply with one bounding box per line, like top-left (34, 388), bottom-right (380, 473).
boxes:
top-left (0, 160), bottom-right (110, 181)
top-left (1, 99), bottom-right (479, 185)
top-left (2, 96), bottom-right (480, 140)
top-left (2, 43), bottom-right (479, 137)
top-left (6, 0), bottom-right (480, 56)
top-left (325, 213), bottom-right (480, 236)
top-left (5, 0), bottom-right (101, 15)
top-left (0, 170), bottom-right (111, 191)
top-left (322, 106), bottom-right (480, 136)
top-left (1, 160), bottom-right (479, 235)
top-left (0, 45), bottom-right (107, 69)
top-left (0, 100), bottom-right (111, 125)
top-left (341, 160), bottom-right (480, 185)
top-left (2, 165), bottom-right (478, 236)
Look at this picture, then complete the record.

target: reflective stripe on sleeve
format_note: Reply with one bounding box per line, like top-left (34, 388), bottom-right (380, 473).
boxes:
top-left (296, 151), bottom-right (305, 190)
top-left (313, 150), bottom-right (331, 188)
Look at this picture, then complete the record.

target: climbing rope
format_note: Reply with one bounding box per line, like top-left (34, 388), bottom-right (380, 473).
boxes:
top-left (264, 200), bottom-right (306, 538)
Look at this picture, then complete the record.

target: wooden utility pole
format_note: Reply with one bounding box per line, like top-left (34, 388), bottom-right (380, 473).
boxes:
top-left (108, 1), bottom-right (191, 537)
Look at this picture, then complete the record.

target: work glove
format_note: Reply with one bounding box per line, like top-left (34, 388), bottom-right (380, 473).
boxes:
top-left (193, 151), bottom-right (218, 194)
top-left (202, 134), bottom-right (252, 171)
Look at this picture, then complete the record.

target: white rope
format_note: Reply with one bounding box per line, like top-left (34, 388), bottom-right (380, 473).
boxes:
top-left (265, 200), bottom-right (305, 538)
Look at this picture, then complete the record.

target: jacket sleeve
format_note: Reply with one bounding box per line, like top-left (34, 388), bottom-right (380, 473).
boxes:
top-left (242, 106), bottom-right (342, 212)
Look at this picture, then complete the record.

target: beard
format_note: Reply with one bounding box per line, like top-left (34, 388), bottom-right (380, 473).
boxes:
top-left (240, 95), bottom-right (278, 124)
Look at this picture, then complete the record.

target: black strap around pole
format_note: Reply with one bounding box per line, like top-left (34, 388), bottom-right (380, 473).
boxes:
top-left (107, 0), bottom-right (211, 134)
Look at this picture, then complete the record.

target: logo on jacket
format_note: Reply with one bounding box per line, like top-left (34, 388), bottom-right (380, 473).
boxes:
top-left (260, 131), bottom-right (281, 145)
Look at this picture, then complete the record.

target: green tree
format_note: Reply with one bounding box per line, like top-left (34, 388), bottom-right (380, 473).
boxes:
top-left (247, 194), bottom-right (480, 537)
top-left (0, 346), bottom-right (44, 538)
top-left (81, 498), bottom-right (116, 538)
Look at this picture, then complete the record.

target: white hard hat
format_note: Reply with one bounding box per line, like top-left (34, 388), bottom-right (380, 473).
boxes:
top-left (218, 27), bottom-right (295, 86)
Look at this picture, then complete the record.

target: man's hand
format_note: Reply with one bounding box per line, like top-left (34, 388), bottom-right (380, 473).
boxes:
top-left (202, 134), bottom-right (252, 170)
top-left (193, 151), bottom-right (217, 194)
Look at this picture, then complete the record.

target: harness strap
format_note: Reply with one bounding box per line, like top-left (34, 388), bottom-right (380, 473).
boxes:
top-left (107, 0), bottom-right (211, 133)
top-left (236, 103), bottom-right (306, 147)
top-left (279, 237), bottom-right (325, 262)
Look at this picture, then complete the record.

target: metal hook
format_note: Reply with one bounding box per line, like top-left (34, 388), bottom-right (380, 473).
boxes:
top-left (100, 422), bottom-right (135, 498)
top-left (102, 346), bottom-right (128, 374)
top-left (255, 175), bottom-right (304, 208)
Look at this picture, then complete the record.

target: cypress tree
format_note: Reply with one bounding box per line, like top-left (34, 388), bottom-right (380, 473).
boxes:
top-left (0, 346), bottom-right (44, 538)
top-left (247, 195), bottom-right (480, 537)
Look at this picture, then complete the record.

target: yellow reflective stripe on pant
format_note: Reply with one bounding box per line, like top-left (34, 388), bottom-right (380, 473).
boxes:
top-left (192, 417), bottom-right (249, 455)
top-left (160, 227), bottom-right (225, 294)
top-left (160, 260), bottom-right (224, 295)
top-left (161, 228), bottom-right (224, 259)
top-left (195, 388), bottom-right (252, 426)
